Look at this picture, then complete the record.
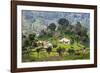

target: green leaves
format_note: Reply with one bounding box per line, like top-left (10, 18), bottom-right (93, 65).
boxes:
top-left (58, 18), bottom-right (69, 26)
top-left (29, 33), bottom-right (36, 41)
top-left (47, 23), bottom-right (56, 31)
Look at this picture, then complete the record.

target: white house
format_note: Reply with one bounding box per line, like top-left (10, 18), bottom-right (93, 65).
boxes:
top-left (59, 38), bottom-right (70, 44)
top-left (36, 40), bottom-right (53, 49)
top-left (43, 41), bottom-right (53, 49)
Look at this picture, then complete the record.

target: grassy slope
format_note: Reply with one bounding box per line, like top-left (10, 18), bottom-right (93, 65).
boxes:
top-left (22, 41), bottom-right (90, 62)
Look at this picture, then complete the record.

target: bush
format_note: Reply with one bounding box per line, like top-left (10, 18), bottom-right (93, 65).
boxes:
top-left (67, 49), bottom-right (75, 55)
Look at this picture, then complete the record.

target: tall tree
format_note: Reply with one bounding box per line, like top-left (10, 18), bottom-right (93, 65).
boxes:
top-left (74, 21), bottom-right (82, 43)
top-left (29, 33), bottom-right (36, 41)
top-left (74, 21), bottom-right (89, 47)
top-left (28, 33), bottom-right (36, 46)
top-left (58, 18), bottom-right (69, 26)
top-left (47, 23), bottom-right (56, 31)
top-left (74, 21), bottom-right (82, 34)
top-left (58, 18), bottom-right (69, 34)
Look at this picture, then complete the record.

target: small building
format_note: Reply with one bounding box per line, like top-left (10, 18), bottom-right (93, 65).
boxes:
top-left (43, 41), bottom-right (53, 49)
top-left (36, 40), bottom-right (53, 49)
top-left (59, 38), bottom-right (70, 44)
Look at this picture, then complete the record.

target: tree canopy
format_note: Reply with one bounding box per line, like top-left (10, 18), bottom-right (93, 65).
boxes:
top-left (58, 18), bottom-right (69, 26)
top-left (47, 23), bottom-right (56, 31)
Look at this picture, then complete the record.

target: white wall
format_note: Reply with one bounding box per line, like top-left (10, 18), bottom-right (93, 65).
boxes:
top-left (0, 0), bottom-right (99, 73)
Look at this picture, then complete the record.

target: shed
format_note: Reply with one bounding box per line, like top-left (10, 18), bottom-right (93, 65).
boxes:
top-left (59, 38), bottom-right (70, 44)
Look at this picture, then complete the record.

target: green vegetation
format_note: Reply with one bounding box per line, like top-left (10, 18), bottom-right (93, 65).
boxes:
top-left (22, 18), bottom-right (90, 62)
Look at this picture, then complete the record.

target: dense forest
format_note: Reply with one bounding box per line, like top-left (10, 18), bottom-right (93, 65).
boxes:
top-left (22, 10), bottom-right (90, 62)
